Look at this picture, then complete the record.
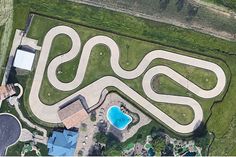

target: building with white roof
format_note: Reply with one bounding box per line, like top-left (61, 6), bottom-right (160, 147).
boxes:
top-left (13, 49), bottom-right (35, 71)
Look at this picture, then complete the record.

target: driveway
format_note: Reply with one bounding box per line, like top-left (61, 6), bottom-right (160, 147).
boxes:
top-left (0, 113), bottom-right (21, 156)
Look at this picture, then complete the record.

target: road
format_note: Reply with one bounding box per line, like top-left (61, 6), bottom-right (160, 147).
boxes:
top-left (29, 26), bottom-right (226, 134)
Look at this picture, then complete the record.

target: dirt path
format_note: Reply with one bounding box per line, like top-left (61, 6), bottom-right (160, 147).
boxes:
top-left (192, 0), bottom-right (236, 19)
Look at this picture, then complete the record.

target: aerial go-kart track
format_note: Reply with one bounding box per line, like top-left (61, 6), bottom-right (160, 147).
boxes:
top-left (29, 26), bottom-right (226, 134)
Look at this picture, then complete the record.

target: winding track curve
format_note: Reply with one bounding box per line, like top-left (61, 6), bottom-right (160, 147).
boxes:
top-left (29, 26), bottom-right (226, 134)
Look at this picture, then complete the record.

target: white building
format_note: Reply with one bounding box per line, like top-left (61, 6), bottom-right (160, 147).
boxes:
top-left (13, 49), bottom-right (35, 71)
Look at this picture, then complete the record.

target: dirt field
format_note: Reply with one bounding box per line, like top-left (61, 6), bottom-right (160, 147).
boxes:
top-left (69, 0), bottom-right (236, 41)
top-left (0, 0), bottom-right (12, 26)
top-left (0, 0), bottom-right (13, 82)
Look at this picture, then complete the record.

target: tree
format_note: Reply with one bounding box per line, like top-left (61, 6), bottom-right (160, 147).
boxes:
top-left (90, 110), bottom-right (96, 122)
top-left (88, 144), bottom-right (104, 156)
top-left (186, 4), bottom-right (198, 21)
top-left (81, 123), bottom-right (87, 132)
top-left (94, 131), bottom-right (120, 146)
top-left (97, 121), bottom-right (108, 133)
top-left (152, 137), bottom-right (166, 156)
top-left (151, 127), bottom-right (159, 139)
top-left (104, 149), bottom-right (122, 156)
top-left (176, 0), bottom-right (185, 12)
top-left (94, 132), bottom-right (122, 156)
top-left (159, 0), bottom-right (170, 11)
top-left (106, 133), bottom-right (120, 148)
top-left (162, 144), bottom-right (174, 156)
top-left (94, 132), bottom-right (107, 144)
top-left (78, 150), bottom-right (83, 156)
top-left (136, 133), bottom-right (143, 142)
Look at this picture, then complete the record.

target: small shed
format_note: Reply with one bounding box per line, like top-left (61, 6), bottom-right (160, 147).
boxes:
top-left (13, 49), bottom-right (35, 71)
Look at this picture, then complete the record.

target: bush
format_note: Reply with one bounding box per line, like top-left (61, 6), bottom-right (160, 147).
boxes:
top-left (186, 4), bottom-right (198, 21)
top-left (90, 111), bottom-right (96, 122)
top-left (159, 0), bottom-right (170, 11)
top-left (176, 0), bottom-right (185, 12)
top-left (152, 137), bottom-right (166, 155)
top-left (94, 132), bottom-right (107, 144)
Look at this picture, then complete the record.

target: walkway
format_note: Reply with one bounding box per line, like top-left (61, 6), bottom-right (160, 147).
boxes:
top-left (19, 129), bottom-right (48, 145)
top-left (29, 26), bottom-right (226, 134)
top-left (14, 83), bottom-right (23, 99)
top-left (0, 29), bottom-right (41, 107)
top-left (0, 30), bottom-right (22, 107)
top-left (12, 83), bottom-right (47, 137)
top-left (14, 104), bottom-right (47, 137)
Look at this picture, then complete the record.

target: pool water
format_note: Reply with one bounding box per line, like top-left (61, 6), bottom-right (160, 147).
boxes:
top-left (107, 106), bottom-right (132, 130)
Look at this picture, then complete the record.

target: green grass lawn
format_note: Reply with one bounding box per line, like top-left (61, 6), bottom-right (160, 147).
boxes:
top-left (2, 0), bottom-right (235, 155)
top-left (208, 115), bottom-right (236, 155)
top-left (0, 26), bottom-right (4, 48)
top-left (0, 100), bottom-right (49, 156)
top-left (0, 25), bottom-right (5, 82)
top-left (6, 142), bottom-right (48, 156)
top-left (13, 0), bottom-right (236, 55)
top-left (26, 15), bottom-right (228, 126)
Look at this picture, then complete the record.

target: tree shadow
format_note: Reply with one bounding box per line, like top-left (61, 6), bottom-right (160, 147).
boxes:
top-left (159, 0), bottom-right (170, 11)
top-left (193, 121), bottom-right (208, 138)
top-left (97, 121), bottom-right (108, 133)
top-left (107, 125), bottom-right (123, 142)
top-left (176, 0), bottom-right (185, 12)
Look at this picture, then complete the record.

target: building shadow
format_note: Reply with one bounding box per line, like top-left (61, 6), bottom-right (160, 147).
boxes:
top-left (18, 45), bottom-right (35, 53)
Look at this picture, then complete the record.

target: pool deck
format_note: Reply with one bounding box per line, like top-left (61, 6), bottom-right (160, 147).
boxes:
top-left (75, 92), bottom-right (151, 155)
top-left (101, 93), bottom-right (151, 142)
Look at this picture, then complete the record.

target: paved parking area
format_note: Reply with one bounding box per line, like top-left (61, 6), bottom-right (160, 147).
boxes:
top-left (0, 113), bottom-right (21, 156)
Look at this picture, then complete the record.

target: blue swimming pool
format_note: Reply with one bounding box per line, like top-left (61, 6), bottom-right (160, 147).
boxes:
top-left (107, 106), bottom-right (132, 130)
